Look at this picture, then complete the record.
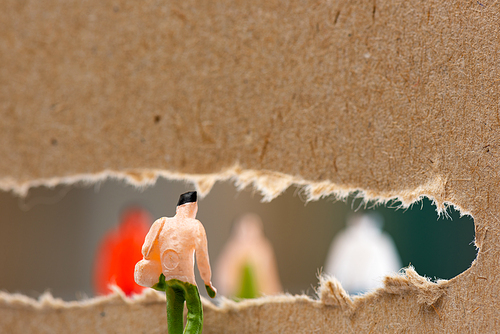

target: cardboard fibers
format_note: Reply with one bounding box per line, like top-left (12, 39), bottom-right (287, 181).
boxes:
top-left (1, 0), bottom-right (499, 332)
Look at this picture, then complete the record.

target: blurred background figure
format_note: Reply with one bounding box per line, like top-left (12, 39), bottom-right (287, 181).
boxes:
top-left (324, 213), bottom-right (402, 295)
top-left (215, 213), bottom-right (282, 299)
top-left (93, 208), bottom-right (152, 296)
top-left (0, 181), bottom-right (476, 300)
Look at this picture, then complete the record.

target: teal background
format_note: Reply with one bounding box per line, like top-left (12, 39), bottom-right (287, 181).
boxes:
top-left (371, 197), bottom-right (476, 280)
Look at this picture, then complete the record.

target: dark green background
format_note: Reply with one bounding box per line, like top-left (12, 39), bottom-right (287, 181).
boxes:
top-left (354, 197), bottom-right (476, 280)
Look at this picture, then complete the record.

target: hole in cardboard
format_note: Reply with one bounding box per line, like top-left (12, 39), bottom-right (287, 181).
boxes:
top-left (0, 179), bottom-right (476, 300)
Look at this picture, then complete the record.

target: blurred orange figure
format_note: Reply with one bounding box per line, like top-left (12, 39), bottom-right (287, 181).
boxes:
top-left (215, 213), bottom-right (282, 298)
top-left (93, 208), bottom-right (152, 296)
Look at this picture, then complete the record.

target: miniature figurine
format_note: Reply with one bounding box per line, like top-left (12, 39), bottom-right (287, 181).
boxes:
top-left (215, 213), bottom-right (282, 299)
top-left (93, 207), bottom-right (151, 296)
top-left (134, 191), bottom-right (216, 334)
top-left (324, 213), bottom-right (401, 294)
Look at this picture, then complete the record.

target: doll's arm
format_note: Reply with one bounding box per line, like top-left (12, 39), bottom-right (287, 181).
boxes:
top-left (142, 218), bottom-right (163, 259)
top-left (195, 221), bottom-right (217, 297)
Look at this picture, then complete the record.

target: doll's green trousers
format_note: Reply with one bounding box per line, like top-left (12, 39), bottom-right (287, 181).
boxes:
top-left (152, 274), bottom-right (203, 334)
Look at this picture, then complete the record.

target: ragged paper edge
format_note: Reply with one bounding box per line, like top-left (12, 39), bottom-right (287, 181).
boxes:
top-left (0, 165), bottom-right (469, 314)
top-left (379, 266), bottom-right (449, 306)
top-left (0, 266), bottom-right (449, 315)
top-left (314, 266), bottom-right (448, 311)
top-left (0, 164), bottom-right (471, 217)
top-left (0, 285), bottom-right (165, 311)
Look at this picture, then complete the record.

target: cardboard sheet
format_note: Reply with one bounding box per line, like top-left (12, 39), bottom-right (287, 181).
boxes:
top-left (1, 0), bottom-right (499, 332)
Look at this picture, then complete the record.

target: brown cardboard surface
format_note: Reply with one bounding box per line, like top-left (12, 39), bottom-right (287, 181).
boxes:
top-left (1, 0), bottom-right (499, 332)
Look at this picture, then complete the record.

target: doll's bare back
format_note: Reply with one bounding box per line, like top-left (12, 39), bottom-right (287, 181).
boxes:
top-left (135, 197), bottom-right (213, 290)
top-left (157, 217), bottom-right (203, 285)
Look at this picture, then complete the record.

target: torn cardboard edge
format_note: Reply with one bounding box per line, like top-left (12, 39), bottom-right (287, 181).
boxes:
top-left (0, 166), bottom-right (469, 329)
top-left (0, 164), bottom-right (471, 217)
top-left (0, 266), bottom-right (448, 312)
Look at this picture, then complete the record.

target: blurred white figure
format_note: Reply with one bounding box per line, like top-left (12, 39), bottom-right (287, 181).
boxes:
top-left (325, 213), bottom-right (401, 295)
top-left (215, 213), bottom-right (282, 298)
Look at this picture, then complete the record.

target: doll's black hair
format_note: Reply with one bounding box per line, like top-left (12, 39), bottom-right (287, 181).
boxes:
top-left (177, 191), bottom-right (197, 206)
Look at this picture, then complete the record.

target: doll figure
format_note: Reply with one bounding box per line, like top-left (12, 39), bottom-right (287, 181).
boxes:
top-left (135, 191), bottom-right (216, 334)
top-left (324, 213), bottom-right (401, 294)
top-left (215, 213), bottom-right (282, 299)
top-left (94, 208), bottom-right (151, 296)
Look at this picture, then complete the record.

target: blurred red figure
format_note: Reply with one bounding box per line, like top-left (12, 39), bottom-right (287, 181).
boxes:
top-left (94, 208), bottom-right (152, 296)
